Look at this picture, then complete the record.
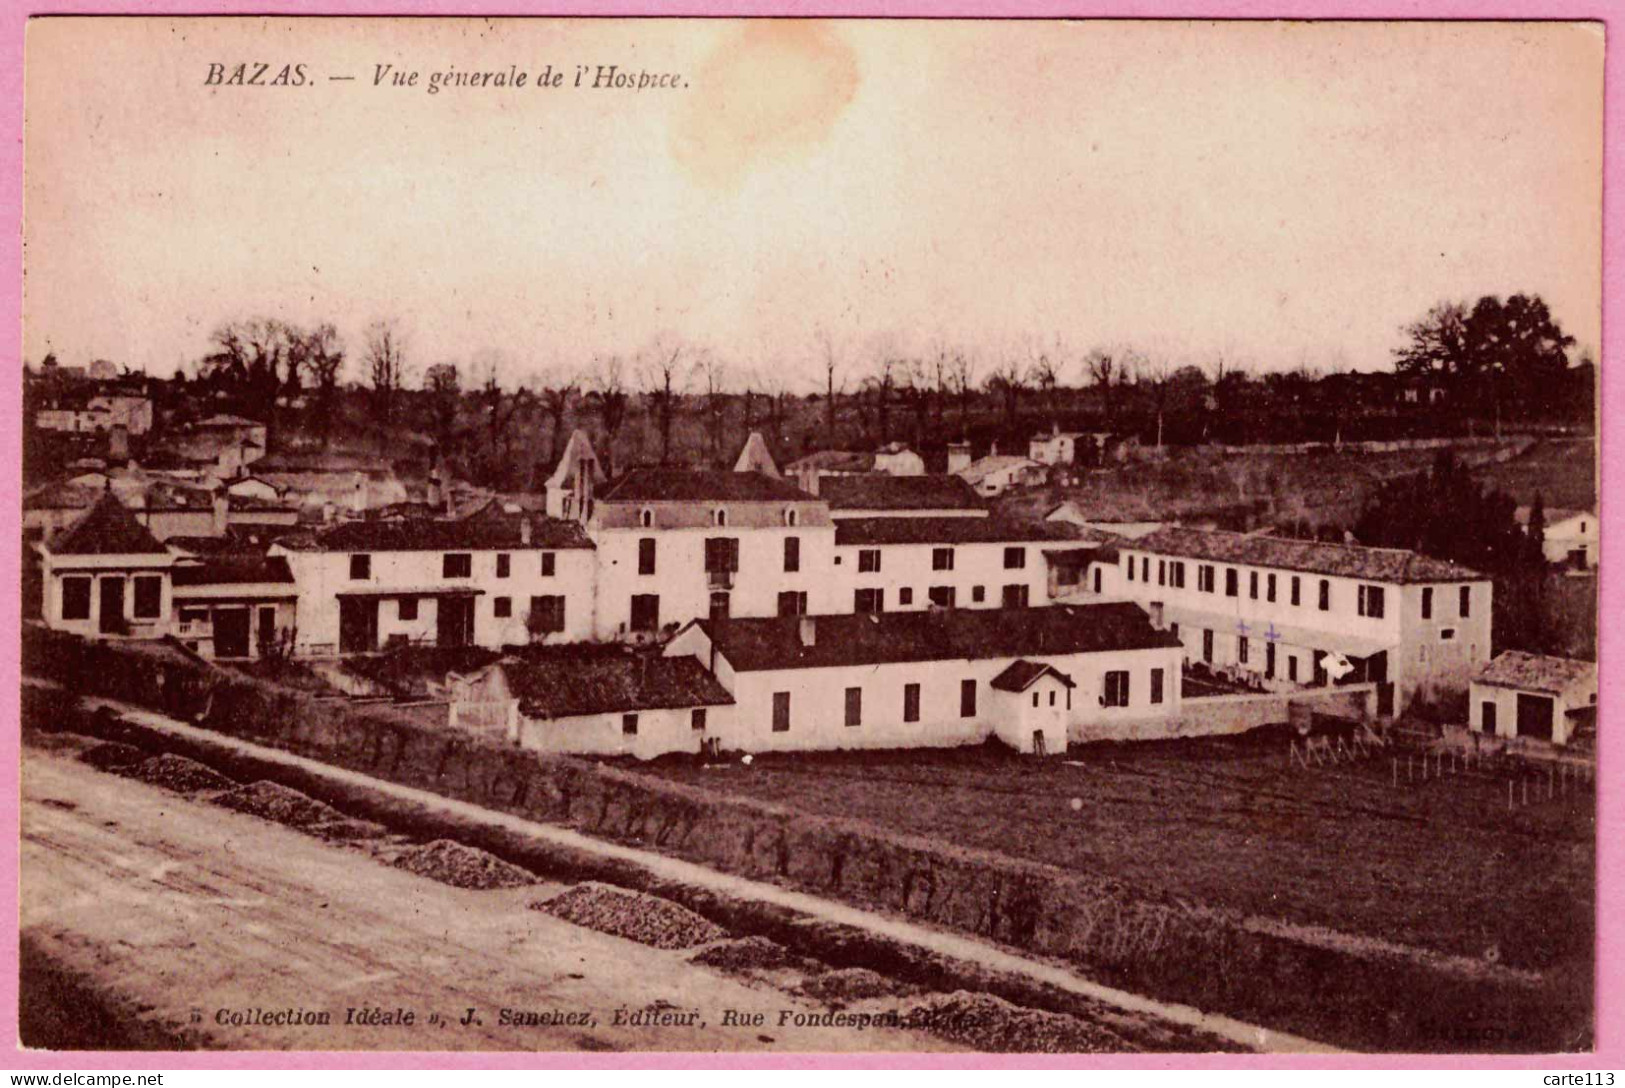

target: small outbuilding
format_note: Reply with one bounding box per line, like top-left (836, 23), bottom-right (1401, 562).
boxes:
top-left (1469, 651), bottom-right (1598, 746)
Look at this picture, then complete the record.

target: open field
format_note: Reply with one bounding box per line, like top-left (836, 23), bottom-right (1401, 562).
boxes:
top-left (635, 731), bottom-right (1595, 980)
top-left (1472, 437), bottom-right (1597, 511)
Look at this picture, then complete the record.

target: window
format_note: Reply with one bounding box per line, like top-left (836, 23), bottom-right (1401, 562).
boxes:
top-left (1032, 692), bottom-right (1040, 707)
top-left (784, 507), bottom-right (799, 527)
top-left (1157, 560), bottom-right (1166, 586)
top-left (1126, 555), bottom-right (1135, 582)
top-left (692, 708), bottom-right (707, 731)
top-left (928, 586), bottom-right (956, 608)
top-left (638, 537), bottom-right (657, 575)
top-left (1103, 671), bottom-right (1130, 707)
top-left (1150, 668), bottom-right (1164, 705)
top-left (541, 552), bottom-right (556, 577)
top-left (640, 508), bottom-right (654, 528)
top-left (1459, 585), bottom-right (1471, 618)
top-left (903, 683), bottom-right (920, 723)
top-left (133, 576), bottom-right (162, 619)
top-left (1049, 690), bottom-right (1056, 707)
top-left (1001, 584), bottom-right (1029, 608)
top-left (1198, 565), bottom-right (1215, 593)
top-left (777, 590), bottom-right (808, 616)
top-left (1238, 636), bottom-right (1250, 664)
top-left (1291, 575), bottom-right (1301, 606)
top-left (713, 508), bottom-right (728, 527)
top-left (1202, 628), bottom-right (1214, 663)
top-left (349, 554), bottom-right (371, 580)
top-left (443, 553), bottom-right (472, 579)
top-left (709, 592), bottom-right (730, 623)
top-left (845, 687), bottom-right (862, 727)
top-left (61, 576), bottom-right (91, 620)
top-left (528, 595), bottom-right (565, 633)
top-left (783, 536), bottom-right (800, 573)
top-left (1094, 569), bottom-right (1102, 593)
top-left (1265, 642), bottom-right (1276, 678)
top-left (1318, 579), bottom-right (1330, 611)
top-left (1003, 547), bottom-right (1026, 570)
top-left (622, 713), bottom-right (639, 736)
top-left (1225, 569), bottom-right (1238, 597)
top-left (854, 588), bottom-right (883, 613)
top-left (972, 585), bottom-right (985, 603)
top-left (630, 594), bottom-right (659, 632)
top-left (1171, 561), bottom-right (1186, 588)
top-left (1288, 655), bottom-right (1299, 682)
top-left (899, 588), bottom-right (914, 606)
top-left (496, 553), bottom-right (511, 579)
top-left (1357, 585), bottom-right (1385, 619)
top-left (1170, 622), bottom-right (1179, 639)
top-left (960, 679), bottom-right (976, 717)
top-left (1440, 627), bottom-right (1457, 641)
top-left (932, 547), bottom-right (955, 571)
top-left (858, 549), bottom-right (881, 573)
top-left (494, 596), bottom-right (512, 618)
top-left (1421, 587), bottom-right (1433, 619)
top-left (1248, 571), bottom-right (1258, 600)
top-left (1266, 573), bottom-right (1277, 603)
top-left (772, 691), bottom-right (791, 732)
top-left (399, 596), bottom-right (420, 621)
top-left (1141, 557), bottom-right (1150, 582)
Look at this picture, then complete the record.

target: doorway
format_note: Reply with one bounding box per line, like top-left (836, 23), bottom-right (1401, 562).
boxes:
top-left (214, 607), bottom-right (251, 658)
top-left (339, 597), bottom-right (379, 653)
top-left (437, 596), bottom-right (475, 648)
top-left (98, 577), bottom-right (125, 634)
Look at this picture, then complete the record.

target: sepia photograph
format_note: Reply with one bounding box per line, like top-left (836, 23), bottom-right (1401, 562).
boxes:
top-left (13, 14), bottom-right (1606, 1060)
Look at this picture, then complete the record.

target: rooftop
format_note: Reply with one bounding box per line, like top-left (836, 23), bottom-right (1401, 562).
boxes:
top-left (599, 468), bottom-right (812, 504)
top-left (1474, 651), bottom-right (1597, 696)
top-left (294, 507), bottom-right (594, 552)
top-left (958, 455), bottom-right (1042, 484)
top-left (45, 492), bottom-right (168, 556)
top-left (503, 654), bottom-right (735, 719)
top-left (819, 474), bottom-right (986, 512)
top-left (990, 659), bottom-right (1076, 692)
top-left (1129, 526), bottom-right (1488, 583)
top-left (834, 516), bottom-right (1107, 547)
top-left (171, 555), bottom-right (295, 587)
top-left (697, 602), bottom-right (1180, 673)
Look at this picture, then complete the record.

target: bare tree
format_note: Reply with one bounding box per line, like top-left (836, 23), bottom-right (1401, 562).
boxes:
top-left (1083, 347), bottom-right (1117, 427)
top-left (363, 318), bottom-right (408, 426)
top-left (304, 323), bottom-right (345, 448)
top-left (538, 367), bottom-right (579, 467)
top-left (476, 352), bottom-right (533, 488)
top-left (693, 352), bottom-right (731, 467)
top-left (588, 354), bottom-right (630, 476)
top-left (949, 349), bottom-right (977, 432)
top-left (816, 329), bottom-right (843, 442)
top-left (203, 317), bottom-right (305, 446)
top-left (424, 362), bottom-right (461, 453)
top-left (1137, 355), bottom-right (1172, 449)
top-left (897, 358), bottom-right (932, 447)
top-left (984, 355), bottom-right (1025, 430)
top-left (638, 340), bottom-right (687, 465)
top-left (862, 356), bottom-right (899, 445)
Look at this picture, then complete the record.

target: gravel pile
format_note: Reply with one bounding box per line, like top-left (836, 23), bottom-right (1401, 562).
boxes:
top-left (798, 967), bottom-right (916, 1008)
top-left (689, 936), bottom-right (819, 974)
top-left (392, 839), bottom-right (538, 890)
top-left (533, 883), bottom-right (726, 949)
top-left (114, 754), bottom-right (236, 794)
top-left (78, 741), bottom-right (145, 770)
top-left (902, 992), bottom-right (1131, 1054)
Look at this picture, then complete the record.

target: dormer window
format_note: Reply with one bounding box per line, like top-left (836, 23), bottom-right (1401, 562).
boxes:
top-left (640, 508), bottom-right (654, 528)
top-left (784, 507), bottom-right (798, 527)
top-left (713, 508), bottom-right (728, 527)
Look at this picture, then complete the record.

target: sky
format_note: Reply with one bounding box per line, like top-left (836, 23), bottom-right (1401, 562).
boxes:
top-left (22, 17), bottom-right (1604, 392)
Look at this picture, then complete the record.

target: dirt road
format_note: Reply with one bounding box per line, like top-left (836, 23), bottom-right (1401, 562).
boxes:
top-left (20, 750), bottom-right (949, 1053)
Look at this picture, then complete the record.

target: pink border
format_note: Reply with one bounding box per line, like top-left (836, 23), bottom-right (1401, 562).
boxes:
top-left (1, 1), bottom-right (1617, 1071)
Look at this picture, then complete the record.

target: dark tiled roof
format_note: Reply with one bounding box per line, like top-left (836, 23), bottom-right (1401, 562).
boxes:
top-left (1131, 527), bottom-right (1487, 583)
top-left (990, 659), bottom-right (1076, 692)
top-left (835, 517), bottom-right (1104, 547)
top-left (1475, 651), bottom-right (1596, 696)
top-left (171, 556), bottom-right (295, 586)
top-left (47, 493), bottom-right (168, 556)
top-left (820, 474), bottom-right (986, 512)
top-left (700, 603), bottom-right (1180, 673)
top-left (23, 481), bottom-right (102, 510)
top-left (600, 469), bottom-right (812, 504)
top-left (786, 450), bottom-right (875, 473)
top-left (505, 654), bottom-right (735, 719)
top-left (301, 510), bottom-right (594, 552)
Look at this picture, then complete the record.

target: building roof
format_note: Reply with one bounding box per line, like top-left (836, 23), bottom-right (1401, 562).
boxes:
top-left (958, 456), bottom-right (1042, 485)
top-left (504, 654), bottom-right (735, 719)
top-left (697, 602), bottom-right (1180, 673)
top-left (194, 414), bottom-right (263, 429)
top-left (300, 508), bottom-right (594, 552)
top-left (45, 492), bottom-right (169, 556)
top-left (1514, 506), bottom-right (1593, 527)
top-left (990, 659), bottom-right (1076, 692)
top-left (23, 481), bottom-right (103, 511)
top-left (171, 555), bottom-right (295, 586)
top-left (732, 432), bottom-right (781, 477)
top-left (1130, 526), bottom-right (1487, 583)
top-left (785, 450), bottom-right (875, 474)
top-left (835, 516), bottom-right (1106, 547)
top-left (1474, 651), bottom-right (1597, 696)
top-left (599, 468), bottom-right (812, 504)
top-left (255, 450), bottom-right (395, 474)
top-left (819, 474), bottom-right (986, 512)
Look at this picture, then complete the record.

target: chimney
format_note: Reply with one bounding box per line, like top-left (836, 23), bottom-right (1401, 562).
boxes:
top-left (212, 491), bottom-right (229, 536)
top-left (798, 616), bottom-right (817, 647)
top-left (1052, 420), bottom-right (1061, 437)
top-left (946, 442), bottom-right (972, 475)
top-left (799, 467), bottom-right (820, 497)
top-left (520, 516), bottom-right (533, 546)
top-left (1148, 601), bottom-right (1164, 629)
top-left (990, 440), bottom-right (999, 458)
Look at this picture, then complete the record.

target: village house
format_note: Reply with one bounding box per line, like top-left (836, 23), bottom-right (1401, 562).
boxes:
top-left (1109, 527), bottom-right (1492, 715)
top-left (253, 450), bottom-right (409, 516)
top-left (446, 648), bottom-right (736, 759)
top-left (271, 501), bottom-right (596, 655)
top-left (957, 454), bottom-right (1047, 497)
top-left (1517, 506), bottom-right (1598, 569)
top-left (36, 492), bottom-right (175, 640)
top-left (582, 467), bottom-right (837, 637)
top-left (1045, 500), bottom-right (1163, 540)
top-left (732, 431), bottom-right (781, 477)
top-left (1469, 651), bottom-right (1598, 747)
top-left (170, 554), bottom-right (300, 659)
top-left (817, 474), bottom-right (988, 519)
top-left (831, 516), bottom-right (1094, 614)
top-left (1028, 425), bottom-right (1085, 467)
top-left (662, 603), bottom-right (1185, 756)
top-left (786, 443), bottom-right (926, 494)
top-left (543, 429), bottom-right (607, 521)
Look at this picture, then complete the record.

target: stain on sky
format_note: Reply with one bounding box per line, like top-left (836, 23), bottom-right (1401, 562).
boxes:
top-left (671, 22), bottom-right (860, 191)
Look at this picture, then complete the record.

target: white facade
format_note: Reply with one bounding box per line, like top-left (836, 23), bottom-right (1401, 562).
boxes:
top-left (1028, 431), bottom-right (1083, 466)
top-left (39, 549), bottom-right (174, 640)
top-left (873, 445), bottom-right (926, 476)
top-left (1469, 654), bottom-right (1598, 746)
top-left (958, 456), bottom-right (1045, 497)
top-left (832, 540), bottom-right (1048, 613)
top-left (1525, 509), bottom-right (1598, 569)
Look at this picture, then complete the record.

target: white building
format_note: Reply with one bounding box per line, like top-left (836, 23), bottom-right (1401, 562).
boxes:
top-left (36, 493), bottom-right (175, 641)
top-left (1112, 527), bottom-right (1493, 715)
top-left (170, 555), bottom-right (300, 659)
top-left (1469, 651), bottom-right (1597, 747)
top-left (1516, 506), bottom-right (1598, 569)
top-left (872, 442), bottom-right (925, 476)
top-left (831, 516), bottom-right (1088, 614)
top-left (1045, 500), bottom-right (1163, 540)
top-left (817, 474), bottom-right (988, 519)
top-left (585, 468), bottom-right (837, 638)
top-left (957, 455), bottom-right (1047, 497)
top-left (544, 429), bottom-right (607, 520)
top-left (732, 431), bottom-right (781, 477)
top-left (1028, 427), bottom-right (1085, 466)
top-left (272, 502), bottom-right (597, 655)
top-left (663, 603), bottom-right (1184, 755)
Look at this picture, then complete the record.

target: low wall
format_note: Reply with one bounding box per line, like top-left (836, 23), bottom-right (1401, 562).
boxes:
top-left (23, 628), bottom-right (1570, 1053)
top-left (1076, 685), bottom-right (1374, 744)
